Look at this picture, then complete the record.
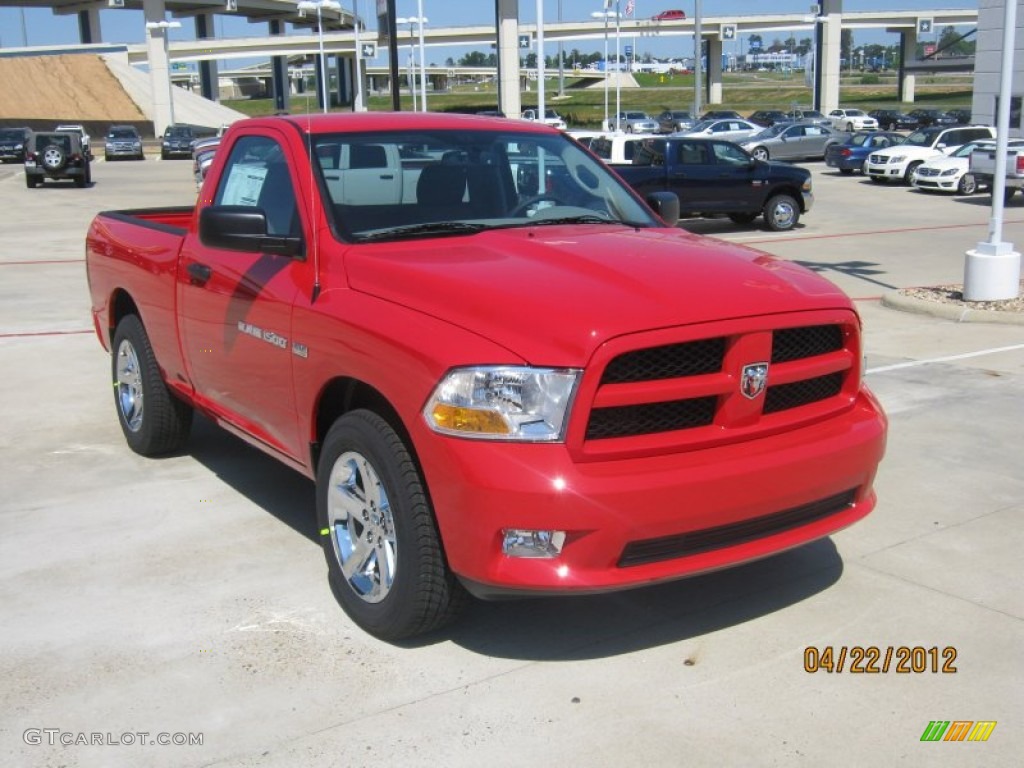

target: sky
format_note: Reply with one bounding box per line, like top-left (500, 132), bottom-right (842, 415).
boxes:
top-left (0, 0), bottom-right (977, 63)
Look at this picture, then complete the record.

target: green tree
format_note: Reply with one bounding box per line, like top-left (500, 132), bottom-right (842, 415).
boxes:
top-left (459, 51), bottom-right (488, 67)
top-left (937, 25), bottom-right (975, 56)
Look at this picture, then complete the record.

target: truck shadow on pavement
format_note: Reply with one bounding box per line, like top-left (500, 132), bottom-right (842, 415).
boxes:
top-left (791, 259), bottom-right (898, 292)
top-left (185, 415), bottom-right (844, 660)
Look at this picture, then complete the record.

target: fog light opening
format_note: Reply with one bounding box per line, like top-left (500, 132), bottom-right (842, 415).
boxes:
top-left (502, 529), bottom-right (566, 558)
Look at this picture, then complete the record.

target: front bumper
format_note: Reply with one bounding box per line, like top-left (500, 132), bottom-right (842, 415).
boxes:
top-left (419, 389), bottom-right (885, 597)
top-left (866, 160), bottom-right (906, 179)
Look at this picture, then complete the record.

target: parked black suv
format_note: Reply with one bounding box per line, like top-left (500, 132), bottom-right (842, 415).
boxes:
top-left (104, 125), bottom-right (145, 161)
top-left (161, 124), bottom-right (196, 159)
top-left (24, 131), bottom-right (91, 188)
top-left (868, 109), bottom-right (918, 131)
top-left (748, 110), bottom-right (789, 127)
top-left (0, 127), bottom-right (32, 163)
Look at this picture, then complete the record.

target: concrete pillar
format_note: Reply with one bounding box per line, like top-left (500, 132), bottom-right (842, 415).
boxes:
top-left (195, 14), bottom-right (219, 102)
top-left (142, 0), bottom-right (174, 136)
top-left (336, 56), bottom-right (352, 107)
top-left (706, 37), bottom-right (723, 104)
top-left (269, 20), bottom-right (290, 112)
top-left (818, 9), bottom-right (842, 113)
top-left (313, 54), bottom-right (326, 110)
top-left (78, 9), bottom-right (102, 44)
top-left (495, 0), bottom-right (521, 118)
top-left (898, 30), bottom-right (917, 103)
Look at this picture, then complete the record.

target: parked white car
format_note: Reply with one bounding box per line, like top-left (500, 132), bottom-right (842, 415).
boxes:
top-left (521, 108), bottom-right (567, 130)
top-left (864, 125), bottom-right (996, 184)
top-left (913, 138), bottom-right (1024, 195)
top-left (674, 118), bottom-right (761, 143)
top-left (828, 108), bottom-right (879, 132)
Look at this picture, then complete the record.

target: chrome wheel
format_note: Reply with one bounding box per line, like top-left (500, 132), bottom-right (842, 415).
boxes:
top-left (958, 173), bottom-right (977, 195)
top-left (765, 195), bottom-right (798, 231)
top-left (326, 450), bottom-right (396, 604)
top-left (115, 338), bottom-right (144, 432)
top-left (752, 147), bottom-right (769, 161)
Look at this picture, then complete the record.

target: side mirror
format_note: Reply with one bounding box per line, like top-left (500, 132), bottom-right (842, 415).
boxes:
top-left (199, 206), bottom-right (303, 258)
top-left (646, 191), bottom-right (680, 227)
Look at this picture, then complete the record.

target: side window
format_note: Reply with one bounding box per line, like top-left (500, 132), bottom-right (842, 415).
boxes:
top-left (214, 135), bottom-right (298, 237)
top-left (712, 142), bottom-right (750, 165)
top-left (675, 141), bottom-right (708, 165)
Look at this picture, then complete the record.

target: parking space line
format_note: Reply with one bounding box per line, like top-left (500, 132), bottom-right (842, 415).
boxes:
top-left (0, 329), bottom-right (92, 339)
top-left (867, 343), bottom-right (1024, 374)
top-left (0, 259), bottom-right (83, 266)
top-left (736, 218), bottom-right (1024, 245)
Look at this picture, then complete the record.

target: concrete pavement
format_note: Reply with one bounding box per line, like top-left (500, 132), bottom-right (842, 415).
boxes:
top-left (1, 155), bottom-right (1021, 767)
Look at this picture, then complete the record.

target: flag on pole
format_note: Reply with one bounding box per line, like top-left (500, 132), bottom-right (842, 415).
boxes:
top-left (625, 0), bottom-right (635, 16)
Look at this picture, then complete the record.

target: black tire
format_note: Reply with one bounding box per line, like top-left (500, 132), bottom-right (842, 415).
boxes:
top-left (839, 168), bottom-right (854, 176)
top-left (317, 410), bottom-right (468, 641)
top-left (904, 161), bottom-right (922, 185)
top-left (111, 315), bottom-right (192, 456)
top-left (41, 144), bottom-right (67, 171)
top-left (870, 175), bottom-right (885, 184)
top-left (762, 194), bottom-right (800, 231)
top-left (105, 154), bottom-right (112, 162)
top-left (161, 150), bottom-right (168, 160)
top-left (25, 174), bottom-right (38, 189)
top-left (957, 173), bottom-right (977, 196)
top-left (728, 212), bottom-right (759, 225)
top-left (1003, 187), bottom-right (1016, 204)
top-left (74, 173), bottom-right (86, 188)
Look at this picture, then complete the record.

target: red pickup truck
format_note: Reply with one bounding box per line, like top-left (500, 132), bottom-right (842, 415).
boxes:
top-left (86, 113), bottom-right (886, 640)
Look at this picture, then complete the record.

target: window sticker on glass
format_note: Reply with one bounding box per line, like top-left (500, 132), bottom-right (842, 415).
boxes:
top-left (220, 164), bottom-right (268, 206)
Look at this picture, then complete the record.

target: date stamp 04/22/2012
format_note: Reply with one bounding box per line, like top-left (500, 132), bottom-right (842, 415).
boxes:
top-left (803, 646), bottom-right (958, 674)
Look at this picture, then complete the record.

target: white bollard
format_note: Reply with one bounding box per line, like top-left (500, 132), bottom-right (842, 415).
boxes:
top-left (963, 241), bottom-right (1021, 301)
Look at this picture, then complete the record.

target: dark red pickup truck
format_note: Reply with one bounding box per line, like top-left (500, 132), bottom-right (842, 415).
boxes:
top-left (86, 113), bottom-right (886, 640)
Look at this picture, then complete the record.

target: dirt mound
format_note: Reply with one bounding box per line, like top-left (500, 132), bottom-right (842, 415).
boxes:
top-left (0, 54), bottom-right (145, 122)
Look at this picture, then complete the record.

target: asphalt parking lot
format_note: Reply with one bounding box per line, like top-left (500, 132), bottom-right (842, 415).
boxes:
top-left (1, 153), bottom-right (1022, 768)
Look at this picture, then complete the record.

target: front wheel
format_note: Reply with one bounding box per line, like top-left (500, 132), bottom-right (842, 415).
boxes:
top-left (957, 173), bottom-right (977, 196)
top-left (762, 194), bottom-right (800, 231)
top-left (904, 161), bottom-right (922, 185)
top-left (751, 147), bottom-right (769, 161)
top-left (112, 315), bottom-right (192, 455)
top-left (317, 410), bottom-right (467, 641)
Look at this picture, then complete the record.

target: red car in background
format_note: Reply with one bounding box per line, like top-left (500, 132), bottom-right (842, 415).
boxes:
top-left (653, 9), bottom-right (686, 21)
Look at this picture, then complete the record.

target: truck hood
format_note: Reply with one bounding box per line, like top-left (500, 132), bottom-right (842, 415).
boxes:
top-left (344, 225), bottom-right (851, 365)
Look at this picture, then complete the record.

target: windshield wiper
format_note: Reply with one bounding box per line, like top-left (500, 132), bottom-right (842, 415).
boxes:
top-left (509, 214), bottom-right (643, 227)
top-left (356, 221), bottom-right (485, 242)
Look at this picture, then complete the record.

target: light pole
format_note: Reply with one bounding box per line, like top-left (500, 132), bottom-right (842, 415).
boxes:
top-left (591, 9), bottom-right (620, 131)
top-left (396, 16), bottom-right (427, 111)
top-left (416, 3), bottom-right (428, 111)
top-left (353, 0), bottom-right (364, 111)
top-left (145, 19), bottom-right (181, 129)
top-left (298, 0), bottom-right (341, 114)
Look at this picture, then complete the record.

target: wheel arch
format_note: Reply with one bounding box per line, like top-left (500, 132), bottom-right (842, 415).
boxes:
top-left (766, 183), bottom-right (808, 211)
top-left (109, 289), bottom-right (141, 344)
top-left (311, 376), bottom-right (413, 472)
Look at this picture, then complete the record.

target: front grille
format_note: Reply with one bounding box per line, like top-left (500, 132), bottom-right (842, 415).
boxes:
top-left (586, 397), bottom-right (717, 440)
top-left (869, 153), bottom-right (886, 164)
top-left (772, 325), bottom-right (843, 363)
top-left (601, 338), bottom-right (726, 384)
top-left (915, 167), bottom-right (941, 178)
top-left (617, 488), bottom-right (858, 567)
top-left (583, 319), bottom-right (854, 446)
top-left (764, 373), bottom-right (843, 414)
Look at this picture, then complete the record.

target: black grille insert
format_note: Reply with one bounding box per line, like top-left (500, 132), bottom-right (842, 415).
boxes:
top-left (586, 397), bottom-right (717, 440)
top-left (601, 338), bottom-right (726, 384)
top-left (618, 488), bottom-right (858, 567)
top-left (764, 372), bottom-right (843, 414)
top-left (772, 325), bottom-right (843, 364)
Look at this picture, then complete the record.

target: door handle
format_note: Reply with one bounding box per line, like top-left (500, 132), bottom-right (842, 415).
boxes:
top-left (379, 174), bottom-right (395, 180)
top-left (187, 262), bottom-right (212, 286)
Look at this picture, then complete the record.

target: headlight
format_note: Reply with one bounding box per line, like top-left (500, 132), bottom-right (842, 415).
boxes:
top-left (940, 168), bottom-right (958, 176)
top-left (162, 141), bottom-right (170, 147)
top-left (890, 155), bottom-right (906, 163)
top-left (802, 177), bottom-right (813, 192)
top-left (15, 143), bottom-right (22, 150)
top-left (424, 366), bottom-right (580, 442)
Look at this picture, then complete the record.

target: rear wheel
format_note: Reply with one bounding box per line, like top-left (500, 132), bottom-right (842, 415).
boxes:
top-left (317, 410), bottom-right (468, 641)
top-left (762, 194), bottom-right (800, 231)
top-left (1003, 187), bottom-right (1017, 204)
top-left (839, 168), bottom-right (854, 176)
top-left (24, 174), bottom-right (38, 188)
top-left (112, 315), bottom-right (192, 456)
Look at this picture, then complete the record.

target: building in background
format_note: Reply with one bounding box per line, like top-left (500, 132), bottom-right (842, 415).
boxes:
top-left (971, 0), bottom-right (1022, 135)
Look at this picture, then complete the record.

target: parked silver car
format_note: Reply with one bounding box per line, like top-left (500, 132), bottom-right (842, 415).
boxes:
top-left (675, 118), bottom-right (761, 143)
top-left (612, 111), bottom-right (659, 133)
top-left (740, 121), bottom-right (839, 162)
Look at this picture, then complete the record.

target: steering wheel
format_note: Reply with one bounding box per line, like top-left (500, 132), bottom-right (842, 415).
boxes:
top-left (510, 195), bottom-right (565, 218)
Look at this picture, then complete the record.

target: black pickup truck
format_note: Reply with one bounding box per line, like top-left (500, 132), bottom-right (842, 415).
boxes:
top-left (612, 137), bottom-right (814, 231)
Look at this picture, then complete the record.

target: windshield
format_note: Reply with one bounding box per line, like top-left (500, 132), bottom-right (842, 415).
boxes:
top-left (109, 128), bottom-right (137, 139)
top-left (756, 124), bottom-right (788, 139)
top-left (0, 129), bottom-right (25, 140)
top-left (952, 142), bottom-right (981, 158)
top-left (312, 129), bottom-right (658, 242)
top-left (167, 127), bottom-right (192, 138)
top-left (904, 129), bottom-right (939, 147)
top-left (688, 120), bottom-right (714, 132)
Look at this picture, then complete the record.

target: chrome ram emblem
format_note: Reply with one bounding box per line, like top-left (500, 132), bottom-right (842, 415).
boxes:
top-left (740, 363), bottom-right (769, 399)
